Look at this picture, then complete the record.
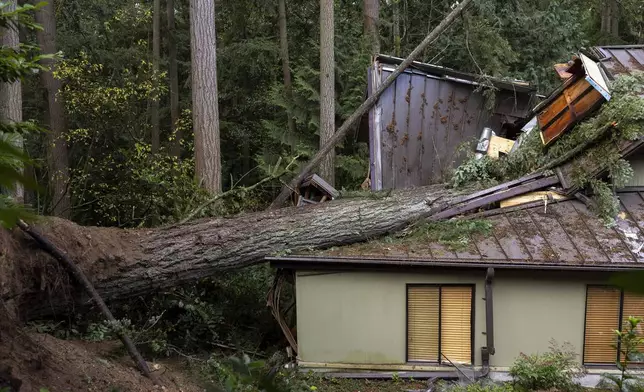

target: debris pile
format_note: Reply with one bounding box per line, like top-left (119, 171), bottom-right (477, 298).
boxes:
top-left (452, 47), bottom-right (644, 224)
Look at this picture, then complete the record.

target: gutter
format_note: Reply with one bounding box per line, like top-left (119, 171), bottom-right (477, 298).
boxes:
top-left (266, 255), bottom-right (644, 272)
top-left (481, 268), bottom-right (495, 377)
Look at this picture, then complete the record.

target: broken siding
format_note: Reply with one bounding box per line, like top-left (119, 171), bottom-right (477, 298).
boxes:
top-left (369, 57), bottom-right (536, 190)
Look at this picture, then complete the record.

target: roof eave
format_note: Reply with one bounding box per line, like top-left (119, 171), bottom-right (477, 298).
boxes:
top-left (267, 255), bottom-right (644, 272)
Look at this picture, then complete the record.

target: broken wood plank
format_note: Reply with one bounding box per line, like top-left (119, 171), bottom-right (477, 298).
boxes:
top-left (487, 135), bottom-right (515, 159)
top-left (499, 191), bottom-right (566, 208)
top-left (431, 176), bottom-right (560, 220)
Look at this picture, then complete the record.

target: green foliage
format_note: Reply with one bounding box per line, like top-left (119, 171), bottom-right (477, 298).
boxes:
top-left (509, 340), bottom-right (585, 392)
top-left (452, 72), bottom-right (644, 224)
top-left (202, 354), bottom-right (310, 392)
top-left (0, 2), bottom-right (47, 227)
top-left (600, 316), bottom-right (644, 392)
top-left (391, 219), bottom-right (493, 251)
top-left (435, 380), bottom-right (515, 392)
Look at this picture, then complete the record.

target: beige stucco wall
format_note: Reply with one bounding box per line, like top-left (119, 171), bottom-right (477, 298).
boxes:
top-left (296, 270), bottom-right (486, 366)
top-left (491, 271), bottom-right (588, 367)
top-left (295, 269), bottom-right (602, 368)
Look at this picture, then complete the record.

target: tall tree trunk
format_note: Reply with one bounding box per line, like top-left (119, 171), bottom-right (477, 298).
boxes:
top-left (190, 0), bottom-right (222, 193)
top-left (151, 0), bottom-right (161, 152)
top-left (319, 0), bottom-right (335, 186)
top-left (0, 0), bottom-right (23, 203)
top-left (168, 0), bottom-right (181, 157)
top-left (610, 0), bottom-right (619, 39)
top-left (270, 0), bottom-right (475, 208)
top-left (6, 184), bottom-right (453, 320)
top-left (363, 0), bottom-right (380, 55)
top-left (35, 0), bottom-right (72, 219)
top-left (600, 0), bottom-right (620, 40)
top-left (278, 0), bottom-right (296, 150)
top-left (393, 0), bottom-right (401, 56)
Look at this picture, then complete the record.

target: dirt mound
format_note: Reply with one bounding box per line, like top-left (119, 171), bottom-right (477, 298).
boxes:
top-left (0, 322), bottom-right (204, 392)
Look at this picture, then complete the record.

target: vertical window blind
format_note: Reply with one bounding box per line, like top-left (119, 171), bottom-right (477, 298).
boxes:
top-left (407, 285), bottom-right (473, 364)
top-left (584, 286), bottom-right (644, 364)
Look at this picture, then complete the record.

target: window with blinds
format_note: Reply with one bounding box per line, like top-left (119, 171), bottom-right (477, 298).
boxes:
top-left (407, 285), bottom-right (473, 364)
top-left (584, 286), bottom-right (644, 364)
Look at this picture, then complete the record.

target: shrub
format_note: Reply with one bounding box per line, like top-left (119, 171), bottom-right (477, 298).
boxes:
top-left (436, 380), bottom-right (515, 392)
top-left (509, 340), bottom-right (585, 392)
top-left (599, 316), bottom-right (644, 392)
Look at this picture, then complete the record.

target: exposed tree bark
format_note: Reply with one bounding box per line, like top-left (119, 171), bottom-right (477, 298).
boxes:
top-left (392, 0), bottom-right (401, 56)
top-left (278, 0), bottom-right (296, 149)
top-left (151, 0), bottom-right (161, 153)
top-left (35, 0), bottom-right (72, 219)
top-left (600, 0), bottom-right (620, 40)
top-left (270, 0), bottom-right (475, 208)
top-left (363, 0), bottom-right (380, 55)
top-left (0, 0), bottom-right (24, 203)
top-left (168, 0), bottom-right (182, 157)
top-left (190, 0), bottom-right (222, 193)
top-left (319, 0), bottom-right (335, 186)
top-left (8, 185), bottom-right (454, 320)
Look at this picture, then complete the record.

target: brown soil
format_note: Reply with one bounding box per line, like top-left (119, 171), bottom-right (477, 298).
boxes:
top-left (0, 322), bottom-right (204, 392)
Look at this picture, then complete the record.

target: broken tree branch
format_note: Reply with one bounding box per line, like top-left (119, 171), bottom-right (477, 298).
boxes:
top-left (269, 0), bottom-right (475, 208)
top-left (16, 220), bottom-right (158, 384)
top-left (180, 156), bottom-right (299, 224)
top-left (533, 122), bottom-right (617, 174)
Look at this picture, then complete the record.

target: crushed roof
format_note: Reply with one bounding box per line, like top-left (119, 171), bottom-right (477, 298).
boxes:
top-left (592, 45), bottom-right (644, 78)
top-left (272, 191), bottom-right (644, 270)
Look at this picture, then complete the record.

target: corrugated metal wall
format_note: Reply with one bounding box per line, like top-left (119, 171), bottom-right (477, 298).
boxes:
top-left (369, 60), bottom-right (536, 190)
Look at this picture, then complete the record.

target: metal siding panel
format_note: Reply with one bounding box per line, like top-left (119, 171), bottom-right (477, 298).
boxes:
top-left (428, 242), bottom-right (458, 259)
top-left (446, 84), bottom-right (480, 178)
top-left (611, 49), bottom-right (641, 73)
top-left (379, 70), bottom-right (396, 190)
top-left (393, 72), bottom-right (412, 189)
top-left (406, 72), bottom-right (427, 187)
top-left (548, 202), bottom-right (610, 263)
top-left (431, 80), bottom-right (454, 183)
top-left (627, 49), bottom-right (644, 67)
top-left (613, 194), bottom-right (644, 262)
top-left (421, 77), bottom-right (441, 185)
top-left (474, 232), bottom-right (507, 260)
top-left (570, 201), bottom-right (636, 264)
top-left (526, 206), bottom-right (582, 263)
top-left (489, 215), bottom-right (532, 260)
top-left (617, 192), bottom-right (644, 231)
top-left (505, 209), bottom-right (558, 262)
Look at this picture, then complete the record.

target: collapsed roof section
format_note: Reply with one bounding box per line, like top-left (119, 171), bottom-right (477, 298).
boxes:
top-left (270, 190), bottom-right (644, 270)
top-left (276, 45), bottom-right (644, 271)
top-left (367, 55), bottom-right (538, 191)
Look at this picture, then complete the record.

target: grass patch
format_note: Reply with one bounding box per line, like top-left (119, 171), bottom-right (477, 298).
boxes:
top-left (391, 219), bottom-right (494, 251)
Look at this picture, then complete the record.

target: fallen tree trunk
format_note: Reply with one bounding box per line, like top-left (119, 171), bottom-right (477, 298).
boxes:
top-left (2, 185), bottom-right (453, 320)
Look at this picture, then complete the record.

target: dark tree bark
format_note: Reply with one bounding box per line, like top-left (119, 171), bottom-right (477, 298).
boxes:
top-left (363, 0), bottom-right (380, 55)
top-left (319, 0), bottom-right (335, 186)
top-left (392, 0), bottom-right (401, 56)
top-left (151, 0), bottom-right (161, 152)
top-left (600, 0), bottom-right (620, 40)
top-left (35, 0), bottom-right (72, 219)
top-left (6, 185), bottom-right (453, 320)
top-left (168, 0), bottom-right (182, 157)
top-left (0, 0), bottom-right (23, 203)
top-left (190, 0), bottom-right (222, 193)
top-left (278, 0), bottom-right (296, 148)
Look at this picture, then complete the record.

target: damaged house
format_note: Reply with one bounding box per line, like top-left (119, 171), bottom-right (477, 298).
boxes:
top-left (267, 45), bottom-right (644, 384)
